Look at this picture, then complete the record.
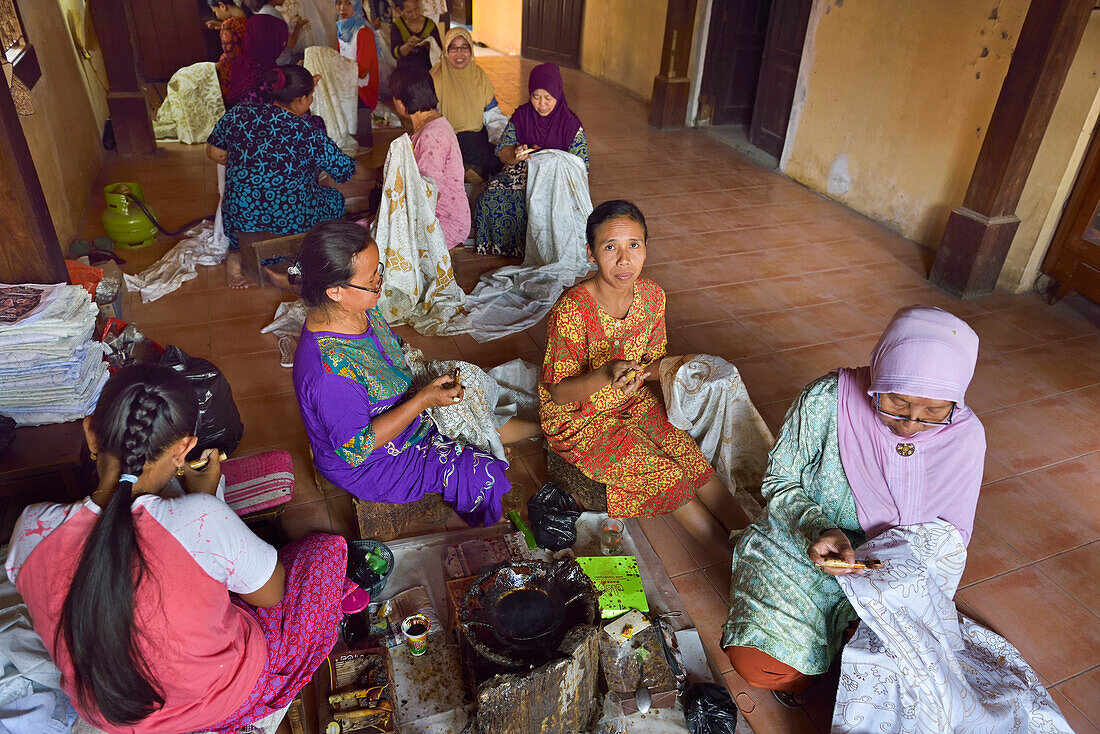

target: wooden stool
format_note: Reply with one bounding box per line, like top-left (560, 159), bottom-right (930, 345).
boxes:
top-left (221, 450), bottom-right (295, 522)
top-left (546, 449), bottom-right (608, 513)
top-left (352, 490), bottom-right (453, 541)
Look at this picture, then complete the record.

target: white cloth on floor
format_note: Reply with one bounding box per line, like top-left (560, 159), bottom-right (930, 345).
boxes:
top-left (0, 284), bottom-right (107, 426)
top-left (657, 355), bottom-right (773, 519)
top-left (304, 45), bottom-right (359, 153)
top-left (123, 222), bottom-right (226, 303)
top-left (483, 106), bottom-right (509, 145)
top-left (372, 133), bottom-right (471, 335)
top-left (152, 62), bottom-right (225, 144)
top-left (833, 521), bottom-right (1074, 734)
top-left (460, 149), bottom-right (594, 342)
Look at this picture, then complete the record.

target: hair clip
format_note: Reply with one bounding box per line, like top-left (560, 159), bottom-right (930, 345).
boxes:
top-left (287, 262), bottom-right (302, 277)
top-left (274, 68), bottom-right (287, 90)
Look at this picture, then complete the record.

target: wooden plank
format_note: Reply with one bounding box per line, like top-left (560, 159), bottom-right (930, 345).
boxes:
top-left (0, 66), bottom-right (67, 284)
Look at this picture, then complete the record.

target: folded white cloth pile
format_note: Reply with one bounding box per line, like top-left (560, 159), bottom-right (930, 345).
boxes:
top-left (0, 284), bottom-right (108, 426)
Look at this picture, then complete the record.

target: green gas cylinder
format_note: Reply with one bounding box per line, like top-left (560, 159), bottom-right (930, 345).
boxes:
top-left (101, 182), bottom-right (158, 249)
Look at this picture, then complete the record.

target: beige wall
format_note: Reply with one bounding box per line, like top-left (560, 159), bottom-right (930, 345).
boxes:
top-left (473, 0), bottom-right (523, 55)
top-left (16, 0), bottom-right (107, 247)
top-left (999, 13), bottom-right (1100, 292)
top-left (580, 0), bottom-right (666, 100)
top-left (782, 0), bottom-right (1029, 246)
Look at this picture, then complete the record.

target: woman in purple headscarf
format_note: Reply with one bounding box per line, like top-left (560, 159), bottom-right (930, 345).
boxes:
top-left (719, 306), bottom-right (986, 726)
top-left (473, 62), bottom-right (589, 257)
top-left (226, 1), bottom-right (290, 106)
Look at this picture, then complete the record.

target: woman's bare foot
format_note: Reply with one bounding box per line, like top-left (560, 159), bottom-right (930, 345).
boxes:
top-left (225, 252), bottom-right (255, 289)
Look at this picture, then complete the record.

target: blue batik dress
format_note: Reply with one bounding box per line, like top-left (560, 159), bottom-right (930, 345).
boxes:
top-left (208, 102), bottom-right (357, 251)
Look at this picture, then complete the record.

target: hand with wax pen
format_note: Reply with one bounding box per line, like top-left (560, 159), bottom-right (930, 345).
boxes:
top-left (178, 448), bottom-right (223, 496)
top-left (416, 367), bottom-right (464, 408)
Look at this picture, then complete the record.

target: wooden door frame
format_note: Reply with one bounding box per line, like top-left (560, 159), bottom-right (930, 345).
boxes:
top-left (1040, 118), bottom-right (1100, 292)
top-left (0, 65), bottom-right (67, 284)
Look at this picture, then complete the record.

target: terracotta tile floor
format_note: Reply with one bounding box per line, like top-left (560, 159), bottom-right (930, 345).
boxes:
top-left (71, 56), bottom-right (1100, 733)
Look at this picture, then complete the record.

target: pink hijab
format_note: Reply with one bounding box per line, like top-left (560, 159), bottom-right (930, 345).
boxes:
top-left (837, 307), bottom-right (986, 544)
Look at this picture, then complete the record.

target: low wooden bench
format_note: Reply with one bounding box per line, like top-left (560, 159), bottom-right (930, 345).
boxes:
top-left (236, 231), bottom-right (307, 288)
top-left (546, 449), bottom-right (608, 513)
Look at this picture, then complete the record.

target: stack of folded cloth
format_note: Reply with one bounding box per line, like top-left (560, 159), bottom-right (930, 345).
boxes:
top-left (0, 283), bottom-right (108, 426)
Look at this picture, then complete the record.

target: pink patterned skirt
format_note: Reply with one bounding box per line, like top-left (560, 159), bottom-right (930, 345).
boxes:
top-left (206, 533), bottom-right (348, 733)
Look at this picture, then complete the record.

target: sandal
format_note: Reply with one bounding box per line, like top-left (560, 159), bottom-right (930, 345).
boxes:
top-left (772, 690), bottom-right (806, 710)
top-left (278, 336), bottom-right (296, 368)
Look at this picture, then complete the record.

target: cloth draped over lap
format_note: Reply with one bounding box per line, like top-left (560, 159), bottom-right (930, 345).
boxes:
top-left (152, 62), bottom-right (226, 144)
top-left (371, 136), bottom-right (594, 340)
top-left (303, 46), bottom-right (359, 153)
top-left (658, 354), bottom-right (774, 519)
top-left (833, 521), bottom-right (1074, 734)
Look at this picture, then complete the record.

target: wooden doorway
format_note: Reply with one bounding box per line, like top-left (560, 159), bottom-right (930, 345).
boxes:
top-left (698, 0), bottom-right (811, 159)
top-left (700, 0), bottom-right (772, 126)
top-left (522, 0), bottom-right (584, 68)
top-left (749, 0), bottom-right (812, 158)
top-left (1042, 122), bottom-right (1100, 304)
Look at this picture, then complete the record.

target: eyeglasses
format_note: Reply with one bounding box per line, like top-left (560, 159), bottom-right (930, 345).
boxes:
top-left (447, 44), bottom-right (472, 54)
top-left (343, 261), bottom-right (385, 294)
top-left (873, 393), bottom-right (956, 427)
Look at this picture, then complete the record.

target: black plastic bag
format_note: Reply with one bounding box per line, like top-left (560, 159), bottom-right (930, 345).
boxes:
top-left (160, 346), bottom-right (243, 459)
top-left (684, 683), bottom-right (739, 734)
top-left (526, 482), bottom-right (581, 551)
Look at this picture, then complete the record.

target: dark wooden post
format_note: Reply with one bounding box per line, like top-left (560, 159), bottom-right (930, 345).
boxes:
top-left (929, 0), bottom-right (1094, 298)
top-left (0, 70), bottom-right (68, 284)
top-left (649, 0), bottom-right (698, 129)
top-left (88, 0), bottom-right (156, 156)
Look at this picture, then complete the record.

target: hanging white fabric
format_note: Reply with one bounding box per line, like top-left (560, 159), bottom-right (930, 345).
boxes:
top-left (304, 45), bottom-right (359, 153)
top-left (152, 62), bottom-right (225, 144)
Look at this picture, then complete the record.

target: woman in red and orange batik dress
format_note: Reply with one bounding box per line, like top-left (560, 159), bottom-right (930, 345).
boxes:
top-left (539, 201), bottom-right (749, 547)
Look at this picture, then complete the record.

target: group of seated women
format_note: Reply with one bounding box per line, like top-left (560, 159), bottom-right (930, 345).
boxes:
top-left (5, 207), bottom-right (990, 733)
top-left (204, 0), bottom-right (591, 287)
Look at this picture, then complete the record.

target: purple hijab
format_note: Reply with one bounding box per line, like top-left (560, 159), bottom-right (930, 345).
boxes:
top-left (837, 307), bottom-right (986, 544)
top-left (510, 62), bottom-right (583, 151)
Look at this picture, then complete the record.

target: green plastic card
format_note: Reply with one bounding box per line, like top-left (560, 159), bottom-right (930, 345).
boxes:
top-left (576, 555), bottom-right (649, 619)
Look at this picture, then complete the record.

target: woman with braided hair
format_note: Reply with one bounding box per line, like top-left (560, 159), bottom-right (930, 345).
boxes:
top-left (5, 364), bottom-right (350, 733)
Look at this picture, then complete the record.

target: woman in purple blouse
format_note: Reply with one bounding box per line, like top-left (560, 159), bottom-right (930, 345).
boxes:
top-left (290, 220), bottom-right (511, 525)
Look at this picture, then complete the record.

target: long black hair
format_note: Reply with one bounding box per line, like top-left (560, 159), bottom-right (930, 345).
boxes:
top-left (58, 364), bottom-right (199, 725)
top-left (262, 65), bottom-right (315, 106)
top-left (291, 220), bottom-right (376, 308)
top-left (586, 199), bottom-right (648, 244)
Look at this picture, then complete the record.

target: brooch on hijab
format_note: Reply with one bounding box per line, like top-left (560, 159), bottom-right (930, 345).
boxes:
top-left (895, 443), bottom-right (915, 457)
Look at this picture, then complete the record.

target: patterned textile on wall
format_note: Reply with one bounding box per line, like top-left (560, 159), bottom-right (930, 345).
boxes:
top-left (372, 133), bottom-right (471, 335)
top-left (303, 45), bottom-right (358, 153)
top-left (833, 521), bottom-right (1074, 734)
top-left (152, 62), bottom-right (225, 144)
top-left (658, 354), bottom-right (773, 520)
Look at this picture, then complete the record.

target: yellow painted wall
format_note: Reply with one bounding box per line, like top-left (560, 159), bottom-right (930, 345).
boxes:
top-left (580, 0), bottom-right (666, 100)
top-left (999, 13), bottom-right (1100, 292)
top-left (473, 0), bottom-right (523, 55)
top-left (783, 0), bottom-right (1029, 246)
top-left (15, 0), bottom-right (107, 247)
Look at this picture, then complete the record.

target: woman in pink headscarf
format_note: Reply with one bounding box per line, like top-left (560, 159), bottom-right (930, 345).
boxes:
top-left (719, 306), bottom-right (985, 726)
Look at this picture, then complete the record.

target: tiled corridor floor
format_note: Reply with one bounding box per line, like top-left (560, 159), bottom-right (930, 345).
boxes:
top-left (75, 56), bottom-right (1100, 733)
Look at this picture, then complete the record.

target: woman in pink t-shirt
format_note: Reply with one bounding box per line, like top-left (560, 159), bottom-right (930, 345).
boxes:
top-left (390, 62), bottom-right (471, 249)
top-left (6, 364), bottom-right (348, 733)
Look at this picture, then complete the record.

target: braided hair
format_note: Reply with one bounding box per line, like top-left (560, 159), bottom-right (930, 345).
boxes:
top-left (58, 364), bottom-right (198, 725)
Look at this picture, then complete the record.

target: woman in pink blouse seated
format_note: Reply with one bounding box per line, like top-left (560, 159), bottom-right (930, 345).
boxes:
top-left (389, 61), bottom-right (470, 249)
top-left (5, 364), bottom-right (348, 734)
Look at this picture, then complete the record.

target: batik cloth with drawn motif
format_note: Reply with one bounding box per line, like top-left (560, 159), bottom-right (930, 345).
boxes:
top-left (539, 280), bottom-right (714, 517)
top-left (292, 306), bottom-right (510, 527)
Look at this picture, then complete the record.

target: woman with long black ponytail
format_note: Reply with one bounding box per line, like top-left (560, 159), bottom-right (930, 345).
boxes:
top-left (5, 364), bottom-right (350, 733)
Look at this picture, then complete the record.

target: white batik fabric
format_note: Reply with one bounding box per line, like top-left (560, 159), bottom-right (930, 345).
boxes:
top-left (460, 149), bottom-right (594, 341)
top-left (152, 62), bottom-right (225, 144)
top-left (372, 133), bottom-right (470, 336)
top-left (404, 347), bottom-right (509, 461)
top-left (304, 45), bottom-right (359, 153)
top-left (124, 222), bottom-right (227, 303)
top-left (658, 355), bottom-right (773, 519)
top-left (833, 521), bottom-right (1074, 734)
